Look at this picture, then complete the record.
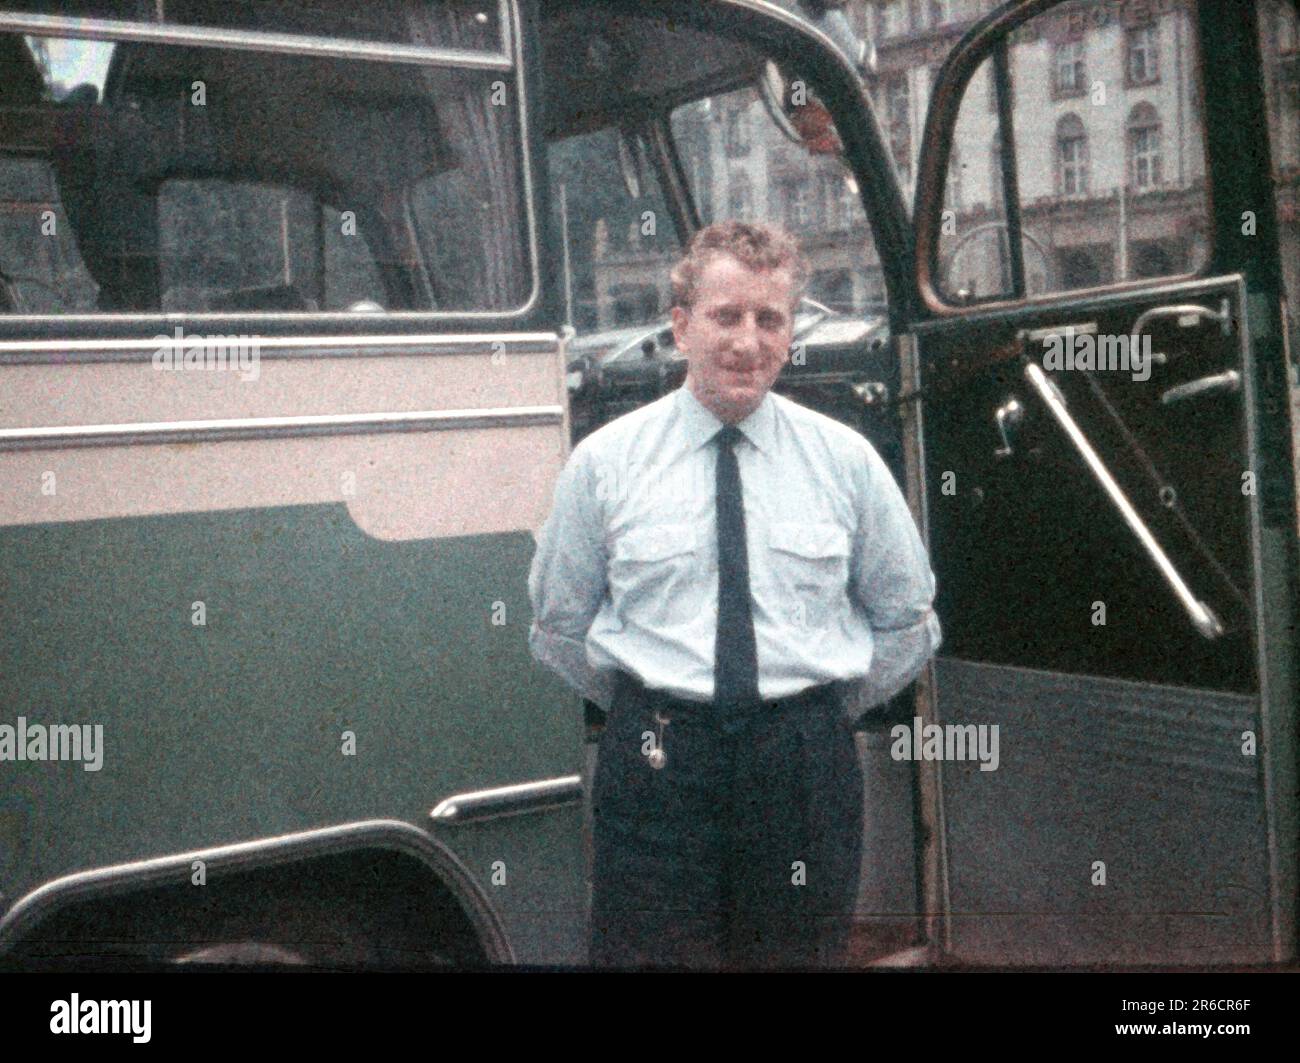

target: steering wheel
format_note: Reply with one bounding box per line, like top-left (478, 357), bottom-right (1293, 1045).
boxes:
top-left (939, 220), bottom-right (1057, 299)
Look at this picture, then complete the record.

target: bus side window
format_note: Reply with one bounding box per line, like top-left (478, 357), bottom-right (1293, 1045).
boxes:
top-left (158, 180), bottom-right (387, 313)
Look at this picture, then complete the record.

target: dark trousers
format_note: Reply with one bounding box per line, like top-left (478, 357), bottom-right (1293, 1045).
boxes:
top-left (590, 671), bottom-right (864, 970)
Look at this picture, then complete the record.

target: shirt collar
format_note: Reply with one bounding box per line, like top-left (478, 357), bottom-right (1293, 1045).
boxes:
top-left (675, 383), bottom-right (776, 456)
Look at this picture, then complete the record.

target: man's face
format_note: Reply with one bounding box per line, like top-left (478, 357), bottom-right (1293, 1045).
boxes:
top-left (671, 253), bottom-right (795, 425)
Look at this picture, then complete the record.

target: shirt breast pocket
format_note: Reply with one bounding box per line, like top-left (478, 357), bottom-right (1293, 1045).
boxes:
top-left (768, 521), bottom-right (851, 630)
top-left (611, 523), bottom-right (700, 628)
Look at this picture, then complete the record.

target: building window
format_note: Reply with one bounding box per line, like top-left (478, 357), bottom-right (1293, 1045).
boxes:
top-left (724, 106), bottom-right (750, 158)
top-left (1131, 241), bottom-right (1176, 279)
top-left (1281, 79), bottom-right (1300, 167)
top-left (690, 159), bottom-right (711, 221)
top-left (945, 146), bottom-right (963, 211)
top-left (839, 173), bottom-right (859, 225)
top-left (819, 170), bottom-right (844, 229)
top-left (1056, 113), bottom-right (1089, 197)
top-left (879, 0), bottom-right (909, 39)
top-left (775, 176), bottom-right (813, 228)
top-left (1127, 103), bottom-right (1162, 191)
top-left (882, 73), bottom-right (912, 183)
top-left (1053, 39), bottom-right (1086, 96)
top-left (727, 171), bottom-right (752, 218)
top-left (1126, 24), bottom-right (1160, 85)
top-left (928, 0), bottom-right (952, 27)
top-left (1276, 0), bottom-right (1299, 55)
top-left (1056, 246), bottom-right (1113, 289)
top-left (610, 284), bottom-right (659, 326)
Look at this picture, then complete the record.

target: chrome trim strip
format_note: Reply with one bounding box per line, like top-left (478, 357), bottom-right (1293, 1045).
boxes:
top-left (783, 370), bottom-right (877, 384)
top-left (0, 12), bottom-right (511, 69)
top-left (0, 405), bottom-right (564, 450)
top-left (0, 0), bottom-right (541, 323)
top-left (430, 775), bottom-right (583, 824)
top-left (913, 275), bottom-right (1252, 337)
top-left (0, 818), bottom-right (515, 963)
top-left (1238, 282), bottom-right (1285, 961)
top-left (900, 329), bottom-right (949, 962)
top-left (1024, 322), bottom-right (1098, 342)
top-left (0, 332), bottom-right (561, 364)
top-left (1024, 360), bottom-right (1225, 640)
top-left (498, 0), bottom-right (514, 71)
top-left (507, 0), bottom-right (542, 323)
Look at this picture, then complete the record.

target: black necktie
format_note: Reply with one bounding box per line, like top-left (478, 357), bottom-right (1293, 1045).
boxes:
top-left (714, 425), bottom-right (760, 711)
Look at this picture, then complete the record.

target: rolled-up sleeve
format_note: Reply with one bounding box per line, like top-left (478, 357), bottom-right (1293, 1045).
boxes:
top-left (528, 443), bottom-right (617, 709)
top-left (842, 442), bottom-right (942, 715)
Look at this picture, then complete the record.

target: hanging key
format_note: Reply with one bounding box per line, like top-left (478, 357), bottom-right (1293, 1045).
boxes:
top-left (647, 709), bottom-right (670, 770)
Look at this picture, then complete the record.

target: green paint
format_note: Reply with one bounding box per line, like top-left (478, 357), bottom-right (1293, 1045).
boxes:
top-left (0, 502), bottom-right (585, 963)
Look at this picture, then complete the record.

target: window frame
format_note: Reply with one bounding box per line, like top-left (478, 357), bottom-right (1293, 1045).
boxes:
top-left (1052, 38), bottom-right (1086, 98)
top-left (1125, 23), bottom-right (1161, 87)
top-left (1127, 103), bottom-right (1163, 193)
top-left (724, 105), bottom-right (752, 158)
top-left (914, 0), bottom-right (1215, 318)
top-left (879, 0), bottom-right (910, 40)
top-left (944, 143), bottom-right (963, 211)
top-left (0, 0), bottom-right (542, 328)
top-left (1055, 115), bottom-right (1089, 199)
top-left (773, 174), bottom-right (814, 229)
top-left (728, 170), bottom-right (753, 218)
top-left (1277, 0), bottom-right (1299, 55)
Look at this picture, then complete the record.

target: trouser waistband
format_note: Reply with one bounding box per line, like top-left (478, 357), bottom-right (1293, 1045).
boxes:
top-left (614, 670), bottom-right (838, 717)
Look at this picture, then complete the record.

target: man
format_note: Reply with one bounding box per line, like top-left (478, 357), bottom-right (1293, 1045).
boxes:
top-left (528, 221), bottom-right (940, 969)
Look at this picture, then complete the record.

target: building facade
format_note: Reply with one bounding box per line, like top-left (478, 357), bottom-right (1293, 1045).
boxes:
top-left (585, 0), bottom-right (1298, 334)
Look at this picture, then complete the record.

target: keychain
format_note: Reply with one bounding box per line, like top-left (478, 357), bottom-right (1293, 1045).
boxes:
top-left (647, 709), bottom-right (670, 770)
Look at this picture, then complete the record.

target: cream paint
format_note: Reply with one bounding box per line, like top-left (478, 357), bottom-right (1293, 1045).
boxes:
top-left (0, 350), bottom-right (561, 428)
top-left (0, 344), bottom-right (570, 541)
top-left (0, 426), bottom-right (564, 540)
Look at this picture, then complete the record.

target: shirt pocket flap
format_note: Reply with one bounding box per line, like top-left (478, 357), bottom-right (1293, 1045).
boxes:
top-left (617, 524), bottom-right (697, 562)
top-left (769, 521), bottom-right (850, 559)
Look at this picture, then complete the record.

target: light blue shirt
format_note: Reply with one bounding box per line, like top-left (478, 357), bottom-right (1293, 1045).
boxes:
top-left (528, 384), bottom-right (941, 717)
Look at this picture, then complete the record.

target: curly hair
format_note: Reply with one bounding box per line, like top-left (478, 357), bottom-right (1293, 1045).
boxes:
top-left (669, 220), bottom-right (809, 311)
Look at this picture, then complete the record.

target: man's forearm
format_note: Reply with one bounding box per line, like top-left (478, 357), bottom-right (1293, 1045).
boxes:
top-left (528, 623), bottom-right (617, 709)
top-left (842, 610), bottom-right (942, 717)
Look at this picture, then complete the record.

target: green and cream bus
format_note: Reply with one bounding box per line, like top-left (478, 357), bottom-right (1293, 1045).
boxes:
top-left (1, 0), bottom-right (1298, 968)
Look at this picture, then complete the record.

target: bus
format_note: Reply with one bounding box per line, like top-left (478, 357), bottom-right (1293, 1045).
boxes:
top-left (0, 0), bottom-right (1296, 968)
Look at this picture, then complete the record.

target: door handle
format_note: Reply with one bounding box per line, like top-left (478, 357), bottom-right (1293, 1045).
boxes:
top-left (1160, 369), bottom-right (1241, 406)
top-left (1132, 298), bottom-right (1232, 337)
top-left (1132, 298), bottom-right (1232, 365)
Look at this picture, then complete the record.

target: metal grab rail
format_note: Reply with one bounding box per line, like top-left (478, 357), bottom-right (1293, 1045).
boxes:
top-left (1023, 360), bottom-right (1225, 640)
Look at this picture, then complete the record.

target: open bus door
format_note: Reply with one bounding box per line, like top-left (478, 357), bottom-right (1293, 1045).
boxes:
top-left (900, 0), bottom-right (1300, 965)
